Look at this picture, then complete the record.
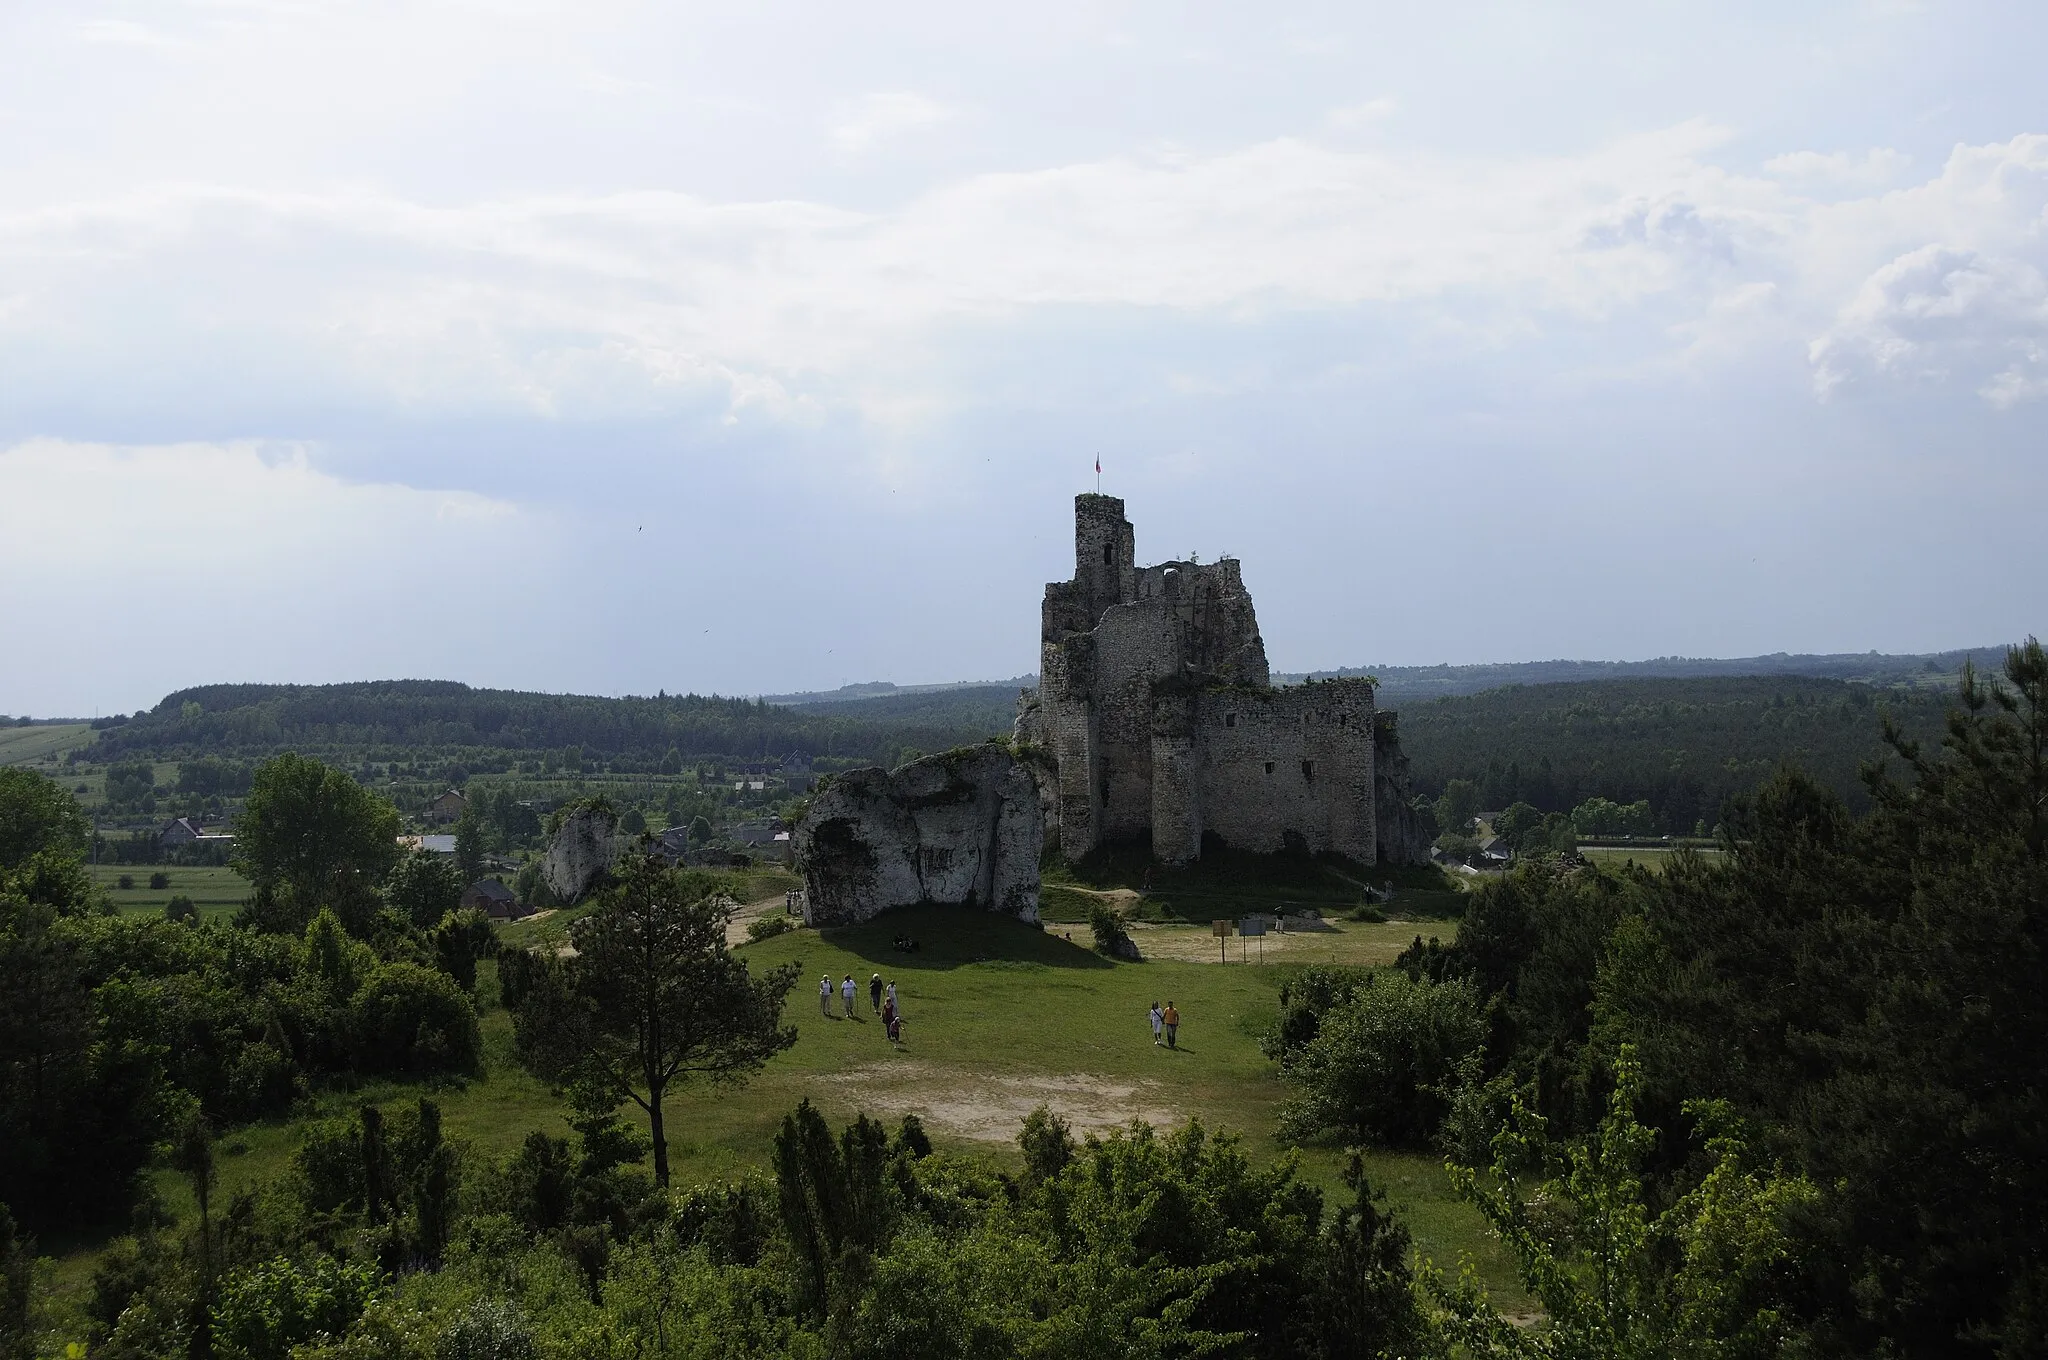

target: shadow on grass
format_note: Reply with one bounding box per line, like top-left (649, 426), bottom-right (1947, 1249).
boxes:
top-left (1049, 841), bottom-right (1468, 924)
top-left (819, 905), bottom-right (1115, 972)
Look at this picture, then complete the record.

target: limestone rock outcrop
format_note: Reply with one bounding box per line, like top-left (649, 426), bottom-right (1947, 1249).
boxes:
top-left (1373, 712), bottom-right (1436, 867)
top-left (795, 746), bottom-right (1043, 926)
top-left (542, 803), bottom-right (620, 904)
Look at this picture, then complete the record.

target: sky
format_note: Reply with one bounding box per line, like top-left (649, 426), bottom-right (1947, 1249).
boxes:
top-left (3, 1), bottom-right (2046, 717)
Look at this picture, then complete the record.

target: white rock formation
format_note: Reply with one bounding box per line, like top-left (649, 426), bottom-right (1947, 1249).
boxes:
top-left (794, 746), bottom-right (1043, 926)
top-left (542, 803), bottom-right (620, 904)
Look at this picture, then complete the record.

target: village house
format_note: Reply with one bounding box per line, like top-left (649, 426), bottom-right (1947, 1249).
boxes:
top-left (426, 789), bottom-right (468, 824)
top-left (650, 825), bottom-right (691, 865)
top-left (460, 878), bottom-right (528, 919)
top-left (159, 816), bottom-right (205, 847)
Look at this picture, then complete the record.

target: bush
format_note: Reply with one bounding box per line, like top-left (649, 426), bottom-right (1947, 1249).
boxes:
top-left (117, 874), bottom-right (134, 890)
top-left (1278, 971), bottom-right (1485, 1146)
top-left (348, 963), bottom-right (482, 1075)
top-left (1088, 903), bottom-right (1134, 958)
top-left (746, 914), bottom-right (796, 942)
top-left (164, 895), bottom-right (198, 923)
top-left (1265, 964), bottom-right (1371, 1061)
top-left (437, 1299), bottom-right (537, 1360)
top-left (210, 1253), bottom-right (382, 1360)
top-left (148, 871), bottom-right (170, 890)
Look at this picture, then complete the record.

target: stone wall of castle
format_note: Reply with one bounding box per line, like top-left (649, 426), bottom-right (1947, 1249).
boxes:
top-left (1025, 493), bottom-right (1416, 867)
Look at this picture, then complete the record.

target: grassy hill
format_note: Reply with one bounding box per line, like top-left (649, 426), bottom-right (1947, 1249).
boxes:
top-left (90, 680), bottom-right (1006, 768)
top-left (0, 721), bottom-right (95, 768)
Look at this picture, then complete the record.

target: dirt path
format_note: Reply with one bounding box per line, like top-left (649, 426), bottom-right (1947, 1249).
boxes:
top-left (813, 1059), bottom-right (1182, 1142)
top-left (1056, 885), bottom-right (1145, 910)
top-left (727, 892), bottom-right (798, 947)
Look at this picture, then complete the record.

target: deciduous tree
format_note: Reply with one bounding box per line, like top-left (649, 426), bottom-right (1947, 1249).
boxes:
top-left (232, 754), bottom-right (400, 932)
top-left (514, 853), bottom-right (799, 1185)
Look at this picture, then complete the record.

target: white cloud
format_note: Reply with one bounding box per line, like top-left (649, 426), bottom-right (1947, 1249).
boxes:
top-left (0, 440), bottom-right (554, 712)
top-left (1763, 147), bottom-right (1911, 190)
top-left (1799, 135), bottom-right (2048, 402)
top-left (72, 18), bottom-right (187, 49)
top-left (828, 92), bottom-right (953, 152)
top-left (1325, 97), bottom-right (1397, 132)
top-left (2, 127), bottom-right (2047, 464)
top-left (0, 439), bottom-right (519, 570)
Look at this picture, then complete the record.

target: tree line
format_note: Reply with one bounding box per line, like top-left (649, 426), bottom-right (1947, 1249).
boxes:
top-left (90, 680), bottom-right (1012, 769)
top-left (1268, 641), bottom-right (2048, 1356)
top-left (1395, 673), bottom-right (1952, 832)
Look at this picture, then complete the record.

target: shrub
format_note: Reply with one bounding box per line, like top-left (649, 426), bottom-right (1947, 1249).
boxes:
top-left (1265, 964), bottom-right (1371, 1061)
top-left (1088, 903), bottom-right (1133, 958)
top-left (1018, 1105), bottom-right (1075, 1186)
top-left (117, 874), bottom-right (134, 890)
top-left (164, 894), bottom-right (198, 923)
top-left (437, 1299), bottom-right (537, 1360)
top-left (210, 1253), bottom-right (382, 1360)
top-left (148, 871), bottom-right (170, 890)
top-left (348, 963), bottom-right (482, 1075)
top-left (746, 914), bottom-right (795, 942)
top-left (1278, 971), bottom-right (1485, 1146)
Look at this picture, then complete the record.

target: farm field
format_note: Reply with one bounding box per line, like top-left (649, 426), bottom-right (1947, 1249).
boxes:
top-left (0, 722), bottom-right (93, 767)
top-left (88, 863), bottom-right (252, 918)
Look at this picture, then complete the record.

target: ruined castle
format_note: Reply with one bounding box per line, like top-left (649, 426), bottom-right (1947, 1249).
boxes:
top-left (1017, 493), bottom-right (1428, 867)
top-left (794, 492), bottom-right (1428, 925)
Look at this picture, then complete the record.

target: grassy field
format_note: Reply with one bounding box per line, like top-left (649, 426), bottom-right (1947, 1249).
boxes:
top-left (88, 863), bottom-right (252, 918)
top-left (698, 907), bottom-right (1511, 1296)
top-left (0, 722), bottom-right (93, 768)
top-left (52, 901), bottom-right (1518, 1323)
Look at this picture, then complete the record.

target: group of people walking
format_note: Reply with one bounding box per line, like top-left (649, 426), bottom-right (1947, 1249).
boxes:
top-left (821, 972), bottom-right (904, 1044)
top-left (812, 972), bottom-right (1181, 1055)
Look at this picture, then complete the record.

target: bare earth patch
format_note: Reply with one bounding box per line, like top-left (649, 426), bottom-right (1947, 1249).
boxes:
top-left (726, 893), bottom-right (797, 947)
top-left (814, 1060), bottom-right (1182, 1143)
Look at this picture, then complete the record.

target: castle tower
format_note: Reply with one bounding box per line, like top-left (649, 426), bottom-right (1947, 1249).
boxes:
top-left (1072, 493), bottom-right (1135, 622)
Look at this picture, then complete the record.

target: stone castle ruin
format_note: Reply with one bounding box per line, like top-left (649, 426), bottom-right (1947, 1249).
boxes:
top-left (1016, 493), bottom-right (1430, 867)
top-left (794, 492), bottom-right (1429, 924)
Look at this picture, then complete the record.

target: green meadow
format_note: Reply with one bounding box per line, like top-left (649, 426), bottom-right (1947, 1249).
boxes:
top-left (1576, 844), bottom-right (1725, 871)
top-left (87, 863), bottom-right (252, 919)
top-left (76, 902), bottom-right (1515, 1322)
top-left (0, 722), bottom-right (93, 768)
